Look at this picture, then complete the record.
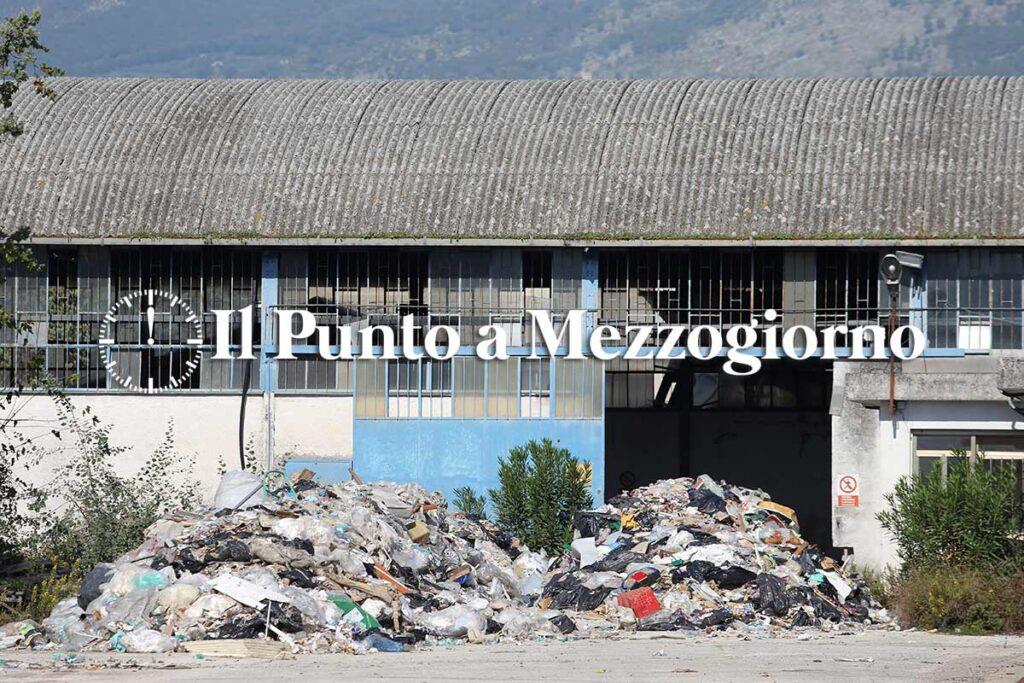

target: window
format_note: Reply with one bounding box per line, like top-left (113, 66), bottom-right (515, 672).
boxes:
top-left (815, 250), bottom-right (880, 332)
top-left (692, 365), bottom-right (830, 411)
top-left (278, 357), bottom-right (352, 393)
top-left (925, 250), bottom-right (1023, 350)
top-left (520, 357), bottom-right (550, 418)
top-left (384, 358), bottom-right (452, 418)
top-left (1, 246), bottom-right (260, 391)
top-left (914, 433), bottom-right (1024, 500)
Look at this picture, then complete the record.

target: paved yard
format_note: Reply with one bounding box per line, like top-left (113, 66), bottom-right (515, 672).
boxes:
top-left (3, 630), bottom-right (1023, 682)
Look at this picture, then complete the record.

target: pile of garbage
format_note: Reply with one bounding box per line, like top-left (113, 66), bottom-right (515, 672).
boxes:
top-left (552, 475), bottom-right (890, 633)
top-left (1, 471), bottom-right (890, 654)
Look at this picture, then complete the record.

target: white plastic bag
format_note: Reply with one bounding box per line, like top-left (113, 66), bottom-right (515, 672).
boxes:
top-left (412, 603), bottom-right (487, 638)
top-left (121, 628), bottom-right (177, 653)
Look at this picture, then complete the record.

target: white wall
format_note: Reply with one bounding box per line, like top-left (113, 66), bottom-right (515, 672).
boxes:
top-left (833, 365), bottom-right (1024, 570)
top-left (273, 395), bottom-right (354, 460)
top-left (10, 393), bottom-right (355, 502)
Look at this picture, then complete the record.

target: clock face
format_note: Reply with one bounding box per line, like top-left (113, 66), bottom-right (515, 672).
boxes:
top-left (98, 289), bottom-right (204, 393)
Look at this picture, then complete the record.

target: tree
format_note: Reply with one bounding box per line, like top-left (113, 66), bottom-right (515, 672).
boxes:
top-left (489, 439), bottom-right (593, 554)
top-left (1, 9), bottom-right (62, 141)
top-left (0, 9), bottom-right (62, 564)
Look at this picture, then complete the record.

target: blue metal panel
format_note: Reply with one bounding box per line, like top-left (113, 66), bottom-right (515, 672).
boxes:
top-left (284, 458), bottom-right (353, 484)
top-left (260, 250), bottom-right (279, 391)
top-left (582, 249), bottom-right (599, 335)
top-left (354, 418), bottom-right (605, 507)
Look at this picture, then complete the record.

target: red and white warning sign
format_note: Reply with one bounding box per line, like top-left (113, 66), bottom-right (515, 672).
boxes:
top-left (836, 473), bottom-right (859, 507)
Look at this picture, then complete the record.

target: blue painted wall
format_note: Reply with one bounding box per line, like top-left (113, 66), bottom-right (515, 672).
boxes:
top-left (283, 458), bottom-right (353, 484)
top-left (352, 419), bottom-right (605, 507)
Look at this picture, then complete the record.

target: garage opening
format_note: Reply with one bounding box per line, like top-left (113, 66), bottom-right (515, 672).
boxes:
top-left (604, 358), bottom-right (834, 549)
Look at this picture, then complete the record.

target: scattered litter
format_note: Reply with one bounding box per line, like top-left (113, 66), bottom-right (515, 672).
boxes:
top-left (5, 472), bottom-right (891, 655)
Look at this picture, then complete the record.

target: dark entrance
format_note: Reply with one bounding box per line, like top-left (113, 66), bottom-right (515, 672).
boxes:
top-left (604, 359), bottom-right (833, 549)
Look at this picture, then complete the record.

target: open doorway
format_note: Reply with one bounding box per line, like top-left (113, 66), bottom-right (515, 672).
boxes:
top-left (604, 359), bottom-right (834, 549)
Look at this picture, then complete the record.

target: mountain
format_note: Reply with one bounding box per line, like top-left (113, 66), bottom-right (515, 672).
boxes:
top-left (4, 0), bottom-right (1024, 79)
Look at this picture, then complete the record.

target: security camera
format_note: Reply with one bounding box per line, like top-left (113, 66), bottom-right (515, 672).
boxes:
top-left (880, 251), bottom-right (923, 286)
top-left (880, 254), bottom-right (902, 286)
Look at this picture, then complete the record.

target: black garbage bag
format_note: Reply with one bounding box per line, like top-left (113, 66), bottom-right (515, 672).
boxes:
top-left (209, 539), bottom-right (252, 563)
top-left (755, 573), bottom-right (790, 616)
top-left (268, 603), bottom-right (306, 633)
top-left (685, 528), bottom-right (722, 546)
top-left (809, 593), bottom-right (843, 622)
top-left (279, 568), bottom-right (319, 589)
top-left (216, 614), bottom-right (265, 639)
top-left (687, 487), bottom-right (727, 514)
top-left (543, 572), bottom-right (612, 611)
top-left (713, 566), bottom-right (757, 589)
top-left (549, 614), bottom-right (577, 634)
top-left (674, 561), bottom-right (756, 589)
top-left (798, 551), bottom-right (817, 576)
top-left (606, 495), bottom-right (641, 508)
top-left (573, 511), bottom-right (619, 538)
top-left (639, 610), bottom-right (696, 631)
top-left (790, 608), bottom-right (814, 627)
top-left (698, 608), bottom-right (733, 628)
top-left (78, 563), bottom-right (115, 609)
top-left (590, 548), bottom-right (646, 573)
top-left (171, 547), bottom-right (208, 574)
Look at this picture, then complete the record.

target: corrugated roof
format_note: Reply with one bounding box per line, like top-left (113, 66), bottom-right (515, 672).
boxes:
top-left (0, 77), bottom-right (1021, 241)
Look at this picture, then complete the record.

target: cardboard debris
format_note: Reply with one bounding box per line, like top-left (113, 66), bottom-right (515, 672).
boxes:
top-left (182, 639), bottom-right (293, 658)
top-left (7, 472), bottom-right (892, 656)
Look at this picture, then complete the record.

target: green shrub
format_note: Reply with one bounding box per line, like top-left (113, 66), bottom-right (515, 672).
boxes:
top-left (17, 393), bottom-right (200, 569)
top-left (877, 449), bottom-right (1023, 570)
top-left (893, 564), bottom-right (1024, 634)
top-left (489, 439), bottom-right (592, 554)
top-left (452, 486), bottom-right (487, 519)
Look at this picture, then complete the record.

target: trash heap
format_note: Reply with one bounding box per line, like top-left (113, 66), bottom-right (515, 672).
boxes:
top-left (2, 471), bottom-right (890, 654)
top-left (550, 474), bottom-right (890, 633)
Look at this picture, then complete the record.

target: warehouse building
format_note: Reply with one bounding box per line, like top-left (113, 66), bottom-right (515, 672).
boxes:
top-left (2, 77), bottom-right (1024, 568)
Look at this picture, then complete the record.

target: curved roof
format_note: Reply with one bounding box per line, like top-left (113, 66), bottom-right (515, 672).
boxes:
top-left (1, 77), bottom-right (1022, 241)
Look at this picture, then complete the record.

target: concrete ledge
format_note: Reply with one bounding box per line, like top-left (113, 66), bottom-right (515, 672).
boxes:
top-left (844, 364), bottom-right (1004, 405)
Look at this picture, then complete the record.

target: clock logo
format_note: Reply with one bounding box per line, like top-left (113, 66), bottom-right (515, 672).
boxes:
top-left (98, 289), bottom-right (204, 393)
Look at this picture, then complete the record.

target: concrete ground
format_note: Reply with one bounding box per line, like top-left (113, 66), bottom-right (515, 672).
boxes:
top-left (2, 630), bottom-right (1023, 682)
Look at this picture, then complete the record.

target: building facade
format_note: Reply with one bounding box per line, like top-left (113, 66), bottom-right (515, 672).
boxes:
top-left (3, 77), bottom-right (1023, 569)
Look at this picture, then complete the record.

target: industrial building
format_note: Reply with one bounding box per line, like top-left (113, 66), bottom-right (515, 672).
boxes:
top-left (3, 77), bottom-right (1024, 569)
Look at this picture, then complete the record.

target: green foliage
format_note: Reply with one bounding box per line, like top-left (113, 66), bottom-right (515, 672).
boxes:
top-left (452, 486), bottom-right (487, 519)
top-left (1, 9), bottom-right (62, 141)
top-left (14, 393), bottom-right (200, 570)
top-left (877, 449), bottom-right (1023, 570)
top-left (489, 439), bottom-right (593, 554)
top-left (893, 564), bottom-right (1024, 635)
top-left (0, 560), bottom-right (81, 623)
top-left (489, 444), bottom-right (530, 539)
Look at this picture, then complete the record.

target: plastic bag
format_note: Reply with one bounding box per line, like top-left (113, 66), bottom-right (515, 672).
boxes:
top-left (214, 471), bottom-right (270, 511)
top-left (78, 563), bottom-right (115, 609)
top-left (675, 560), bottom-right (756, 589)
top-left (105, 589), bottom-right (159, 629)
top-left (755, 573), bottom-right (790, 616)
top-left (360, 632), bottom-right (404, 652)
top-left (120, 628), bottom-right (176, 653)
top-left (543, 572), bottom-right (612, 611)
top-left (686, 487), bottom-right (727, 514)
top-left (183, 593), bottom-right (237, 620)
top-left (327, 594), bottom-right (381, 633)
top-left (156, 583), bottom-right (201, 612)
top-left (412, 603), bottom-right (486, 638)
